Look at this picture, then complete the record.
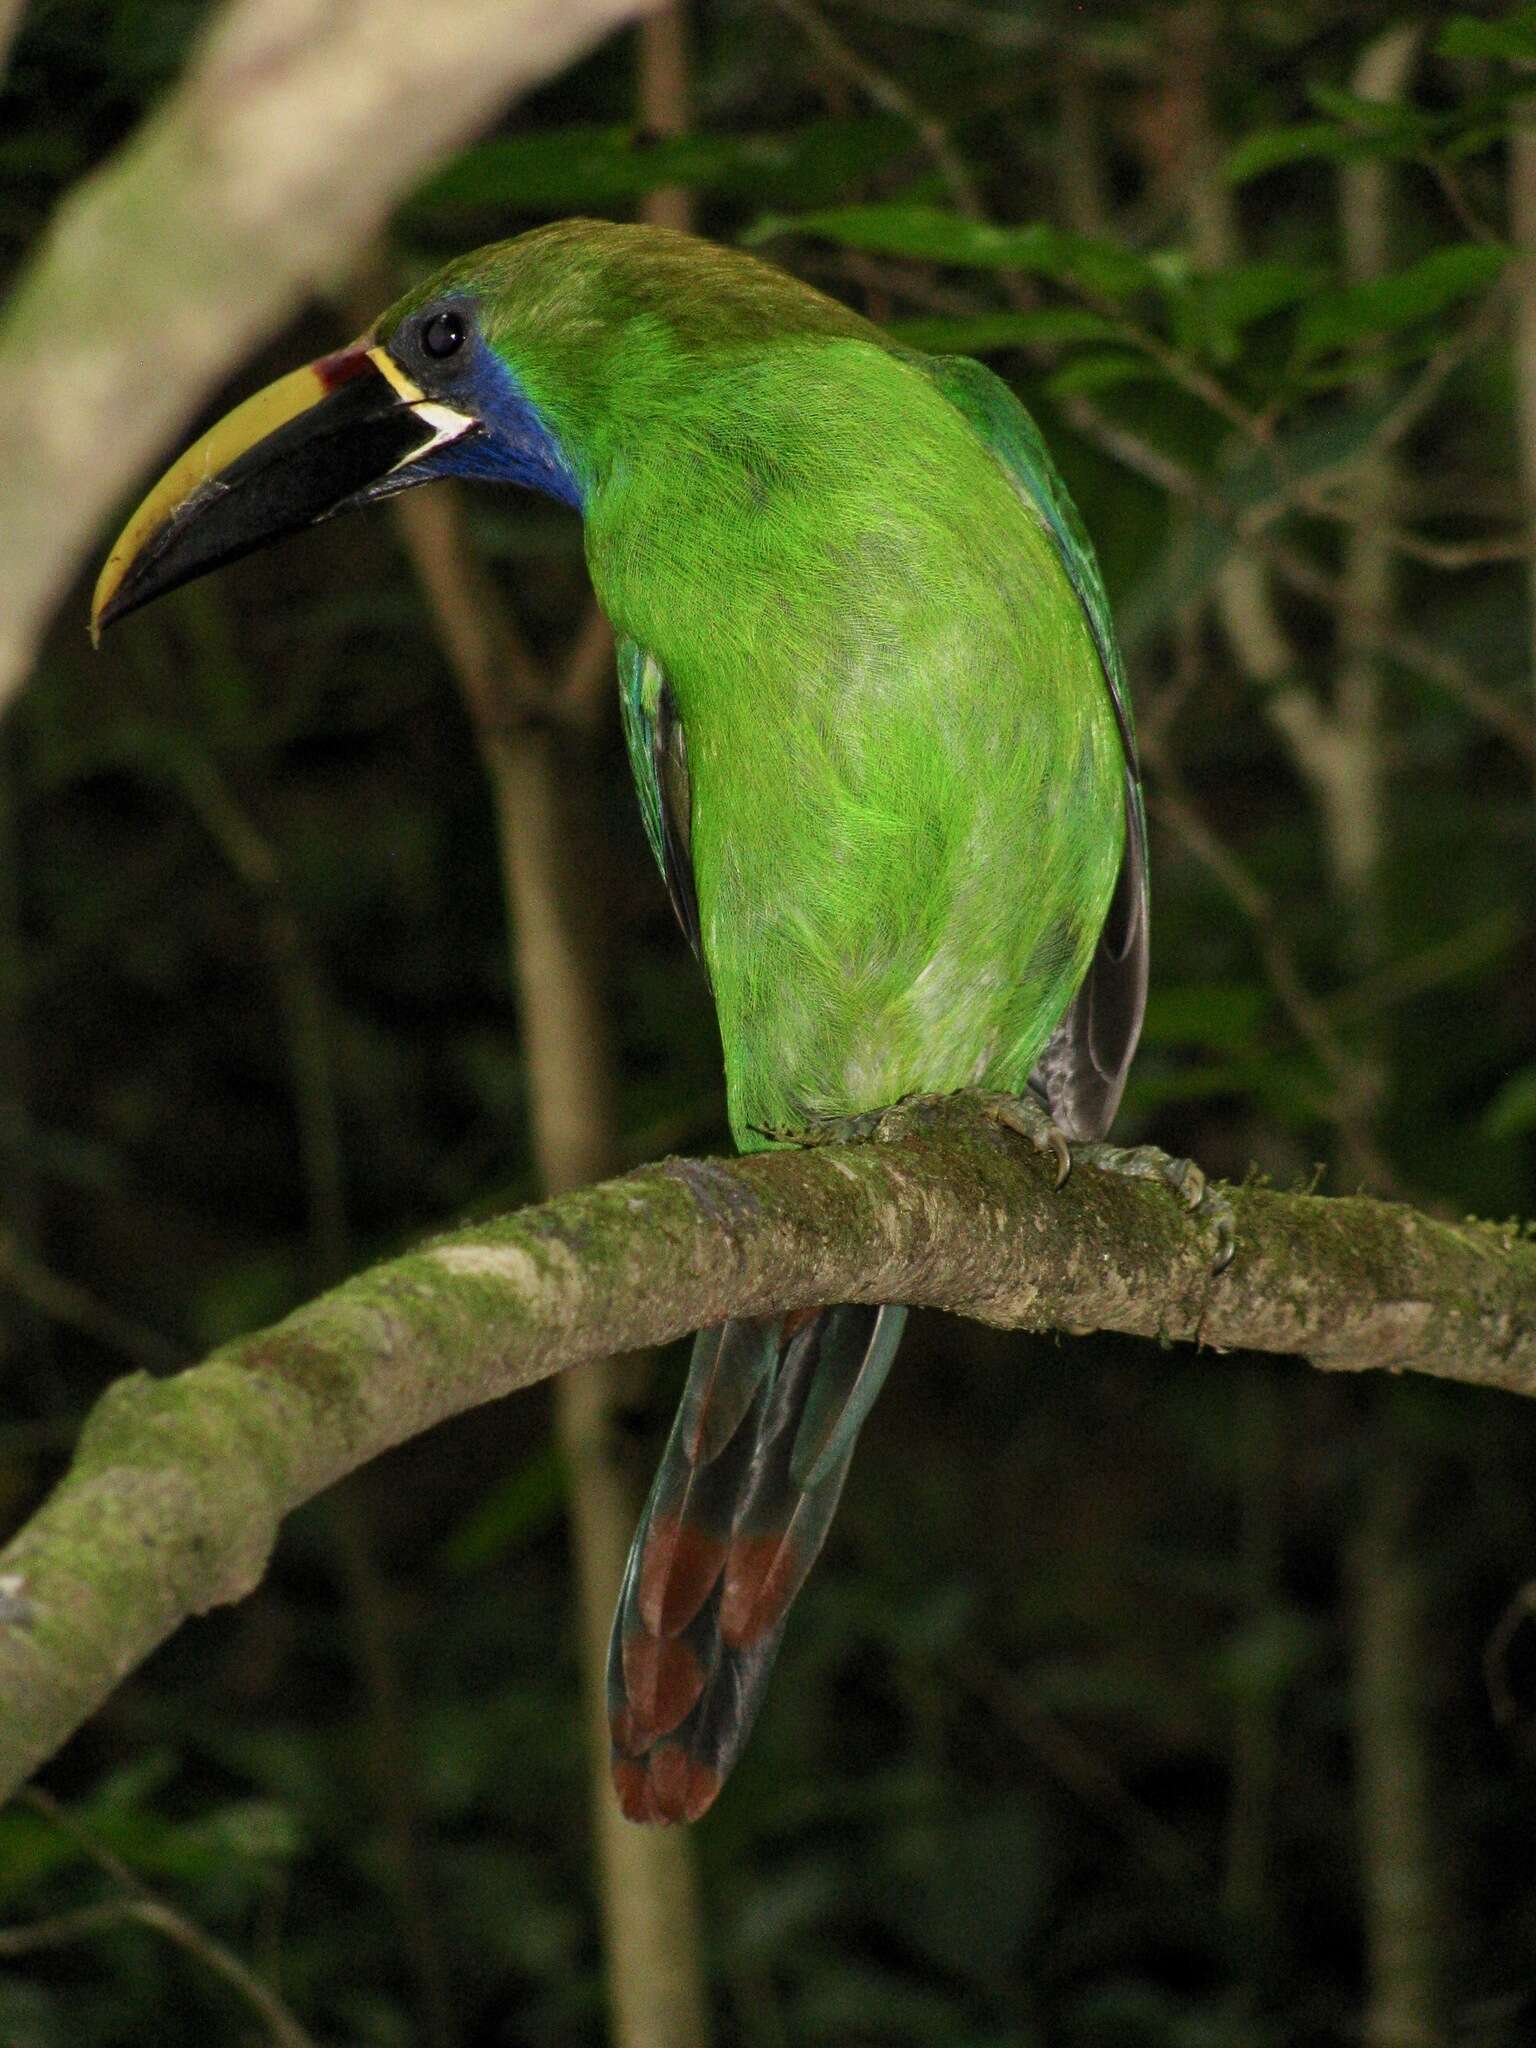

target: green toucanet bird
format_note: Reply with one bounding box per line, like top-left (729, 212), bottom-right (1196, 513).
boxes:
top-left (95, 218), bottom-right (1192, 1825)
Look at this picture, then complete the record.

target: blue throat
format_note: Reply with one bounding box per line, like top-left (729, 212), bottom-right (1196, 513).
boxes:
top-left (429, 347), bottom-right (583, 511)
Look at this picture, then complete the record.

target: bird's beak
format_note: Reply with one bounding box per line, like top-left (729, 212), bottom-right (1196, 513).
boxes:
top-left (91, 342), bottom-right (480, 642)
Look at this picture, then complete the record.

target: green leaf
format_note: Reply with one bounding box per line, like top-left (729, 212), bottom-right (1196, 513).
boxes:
top-left (1298, 243), bottom-right (1509, 353)
top-left (1200, 260), bottom-right (1329, 332)
top-left (1483, 1066), bottom-right (1536, 1138)
top-left (1212, 1609), bottom-right (1318, 1704)
top-left (410, 118), bottom-right (913, 218)
top-left (1307, 84), bottom-right (1434, 141)
top-left (746, 205), bottom-right (1157, 295)
top-left (440, 1444), bottom-right (567, 1571)
top-left (1295, 330), bottom-right (1483, 391)
top-left (883, 308), bottom-right (1125, 354)
top-left (1445, 114), bottom-right (1524, 160)
top-left (1164, 259), bottom-right (1330, 362)
top-left (1224, 120), bottom-right (1390, 184)
top-left (1045, 350), bottom-right (1161, 396)
top-left (1439, 9), bottom-right (1536, 62)
top-left (0, 1809), bottom-right (78, 1905)
top-left (1226, 79), bottom-right (1529, 186)
top-left (1143, 983), bottom-right (1269, 1049)
top-left (186, 1799), bottom-right (304, 1866)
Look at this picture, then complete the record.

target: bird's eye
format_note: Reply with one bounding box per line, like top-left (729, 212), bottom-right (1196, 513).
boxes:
top-left (421, 310), bottom-right (466, 360)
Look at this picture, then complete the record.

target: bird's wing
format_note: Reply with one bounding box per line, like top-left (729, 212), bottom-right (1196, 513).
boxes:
top-left (917, 352), bottom-right (1149, 1141)
top-left (617, 636), bottom-right (702, 962)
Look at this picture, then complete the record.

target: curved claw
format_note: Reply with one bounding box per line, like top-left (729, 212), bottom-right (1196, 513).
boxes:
top-left (1048, 1128), bottom-right (1071, 1189)
top-left (1198, 1188), bottom-right (1237, 1274)
top-left (1166, 1158), bottom-right (1207, 1212)
top-left (1171, 1171), bottom-right (1236, 1274)
top-left (1039, 1126), bottom-right (1235, 1276)
top-left (985, 1094), bottom-right (1073, 1188)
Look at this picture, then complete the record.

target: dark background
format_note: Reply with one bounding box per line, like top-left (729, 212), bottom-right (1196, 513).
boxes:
top-left (3, 2), bottom-right (1536, 2042)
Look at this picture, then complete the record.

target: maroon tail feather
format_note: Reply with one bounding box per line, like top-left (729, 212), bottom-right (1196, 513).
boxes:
top-left (606, 1303), bottom-right (906, 1823)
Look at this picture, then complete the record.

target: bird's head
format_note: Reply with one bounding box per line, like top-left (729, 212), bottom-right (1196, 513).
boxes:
top-left (90, 220), bottom-right (879, 643)
top-left (90, 251), bottom-right (587, 643)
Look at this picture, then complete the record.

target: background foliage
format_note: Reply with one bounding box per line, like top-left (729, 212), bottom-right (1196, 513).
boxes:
top-left (4, 1), bottom-right (1536, 2042)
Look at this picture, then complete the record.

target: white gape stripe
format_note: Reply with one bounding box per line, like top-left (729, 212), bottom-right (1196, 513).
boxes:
top-left (364, 346), bottom-right (477, 472)
top-left (390, 400), bottom-right (479, 472)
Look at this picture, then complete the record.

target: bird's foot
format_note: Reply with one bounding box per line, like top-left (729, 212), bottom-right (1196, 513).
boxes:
top-left (757, 1090), bottom-right (1234, 1273)
top-left (754, 1108), bottom-right (887, 1149)
top-left (982, 1091), bottom-right (1073, 1189)
top-left (988, 1093), bottom-right (1235, 1274)
top-left (757, 1091), bottom-right (1070, 1200)
top-left (751, 1091), bottom-right (956, 1151)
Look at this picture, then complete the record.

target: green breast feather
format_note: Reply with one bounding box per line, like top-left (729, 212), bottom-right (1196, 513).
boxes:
top-left (591, 336), bottom-right (1136, 1150)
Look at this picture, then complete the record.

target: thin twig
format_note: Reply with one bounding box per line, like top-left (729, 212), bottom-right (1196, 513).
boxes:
top-left (1325, 911), bottom-right (1521, 1025)
top-left (840, 0), bottom-right (1051, 47)
top-left (161, 747), bottom-right (349, 1288)
top-left (0, 1898), bottom-right (316, 2046)
top-left (769, 0), bottom-right (987, 218)
top-left (12, 1789), bottom-right (315, 2048)
top-left (1295, 508), bottom-right (1534, 572)
top-left (1062, 397), bottom-right (1200, 499)
top-left (1334, 285), bottom-right (1509, 473)
top-left (1423, 151), bottom-right (1501, 247)
top-left (1256, 531), bottom-right (1536, 767)
top-left (0, 1235), bottom-right (182, 1371)
top-left (961, 1652), bottom-right (1211, 1894)
top-left (1144, 784), bottom-right (1367, 1105)
top-left (1061, 398), bottom-right (1536, 765)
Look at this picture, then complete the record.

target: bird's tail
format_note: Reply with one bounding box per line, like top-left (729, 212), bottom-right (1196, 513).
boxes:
top-left (607, 1301), bottom-right (907, 1824)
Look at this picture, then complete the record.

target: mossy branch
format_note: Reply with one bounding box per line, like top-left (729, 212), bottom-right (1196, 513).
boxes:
top-left (3, 1091), bottom-right (1534, 1800)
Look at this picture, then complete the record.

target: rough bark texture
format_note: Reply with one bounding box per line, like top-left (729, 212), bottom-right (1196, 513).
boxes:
top-left (1, 1092), bottom-right (1533, 1800)
top-left (0, 0), bottom-right (656, 721)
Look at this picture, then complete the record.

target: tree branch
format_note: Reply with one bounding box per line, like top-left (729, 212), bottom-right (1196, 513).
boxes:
top-left (1, 1093), bottom-right (1533, 1802)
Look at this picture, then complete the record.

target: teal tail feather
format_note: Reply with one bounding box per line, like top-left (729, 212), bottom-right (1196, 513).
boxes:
top-left (607, 1302), bottom-right (907, 1823)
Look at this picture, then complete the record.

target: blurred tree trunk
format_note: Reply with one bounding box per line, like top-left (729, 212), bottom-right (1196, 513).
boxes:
top-left (1348, 1435), bottom-right (1444, 2048)
top-left (1510, 67), bottom-right (1536, 781)
top-left (0, 0), bottom-right (26, 78)
top-left (1334, 34), bottom-right (1447, 2048)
